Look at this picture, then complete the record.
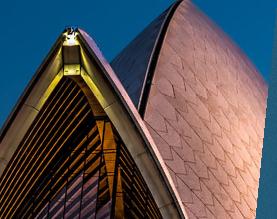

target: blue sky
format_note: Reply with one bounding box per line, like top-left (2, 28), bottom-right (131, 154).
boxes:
top-left (194, 0), bottom-right (276, 81)
top-left (0, 0), bottom-right (276, 217)
top-left (0, 0), bottom-right (275, 127)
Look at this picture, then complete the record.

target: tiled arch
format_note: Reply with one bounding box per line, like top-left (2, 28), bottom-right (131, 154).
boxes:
top-left (143, 1), bottom-right (267, 218)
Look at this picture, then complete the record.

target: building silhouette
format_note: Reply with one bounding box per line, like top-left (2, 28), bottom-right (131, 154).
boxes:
top-left (0, 1), bottom-right (268, 218)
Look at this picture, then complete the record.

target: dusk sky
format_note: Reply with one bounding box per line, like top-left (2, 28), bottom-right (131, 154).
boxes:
top-left (0, 0), bottom-right (275, 127)
top-left (0, 1), bottom-right (276, 216)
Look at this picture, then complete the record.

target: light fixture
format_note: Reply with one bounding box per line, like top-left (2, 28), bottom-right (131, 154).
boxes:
top-left (64, 27), bottom-right (78, 46)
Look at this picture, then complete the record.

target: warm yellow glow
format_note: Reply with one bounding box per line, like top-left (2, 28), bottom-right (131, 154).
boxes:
top-left (81, 69), bottom-right (108, 107)
top-left (36, 71), bottom-right (63, 110)
top-left (67, 33), bottom-right (76, 45)
top-left (63, 64), bottom-right (81, 76)
top-left (63, 30), bottom-right (78, 46)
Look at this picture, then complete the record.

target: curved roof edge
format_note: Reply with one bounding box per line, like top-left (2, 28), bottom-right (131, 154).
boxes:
top-left (111, 0), bottom-right (182, 115)
top-left (0, 34), bottom-right (64, 142)
top-left (0, 28), bottom-right (189, 219)
top-left (76, 28), bottom-right (189, 219)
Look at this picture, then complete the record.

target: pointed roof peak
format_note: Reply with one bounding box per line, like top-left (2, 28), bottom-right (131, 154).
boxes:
top-left (111, 1), bottom-right (182, 113)
top-left (0, 26), bottom-right (187, 219)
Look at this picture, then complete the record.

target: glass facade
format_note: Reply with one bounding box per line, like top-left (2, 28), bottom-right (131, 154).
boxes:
top-left (0, 77), bottom-right (162, 219)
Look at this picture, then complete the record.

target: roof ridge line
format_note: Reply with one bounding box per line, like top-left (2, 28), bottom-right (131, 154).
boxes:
top-left (138, 0), bottom-right (183, 117)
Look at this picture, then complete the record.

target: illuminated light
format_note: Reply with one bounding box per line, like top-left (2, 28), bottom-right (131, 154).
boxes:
top-left (67, 33), bottom-right (76, 45)
top-left (63, 27), bottom-right (78, 46)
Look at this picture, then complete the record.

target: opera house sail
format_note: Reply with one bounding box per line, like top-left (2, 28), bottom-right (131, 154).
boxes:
top-left (0, 1), bottom-right (267, 219)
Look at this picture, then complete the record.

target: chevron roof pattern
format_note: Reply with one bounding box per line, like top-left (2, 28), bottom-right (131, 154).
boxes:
top-left (142, 1), bottom-right (267, 218)
top-left (0, 0), bottom-right (268, 219)
top-left (112, 1), bottom-right (268, 218)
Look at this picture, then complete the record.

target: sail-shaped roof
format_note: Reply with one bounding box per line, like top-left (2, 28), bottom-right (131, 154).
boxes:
top-left (112, 0), bottom-right (267, 218)
top-left (0, 27), bottom-right (187, 218)
top-left (111, 1), bottom-right (181, 110)
top-left (0, 0), bottom-right (268, 218)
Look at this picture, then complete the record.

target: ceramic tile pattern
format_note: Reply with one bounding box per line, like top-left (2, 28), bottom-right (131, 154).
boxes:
top-left (144, 1), bottom-right (268, 218)
top-left (111, 8), bottom-right (170, 107)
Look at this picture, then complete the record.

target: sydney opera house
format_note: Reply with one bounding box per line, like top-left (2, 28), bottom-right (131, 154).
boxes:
top-left (0, 0), bottom-right (268, 218)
